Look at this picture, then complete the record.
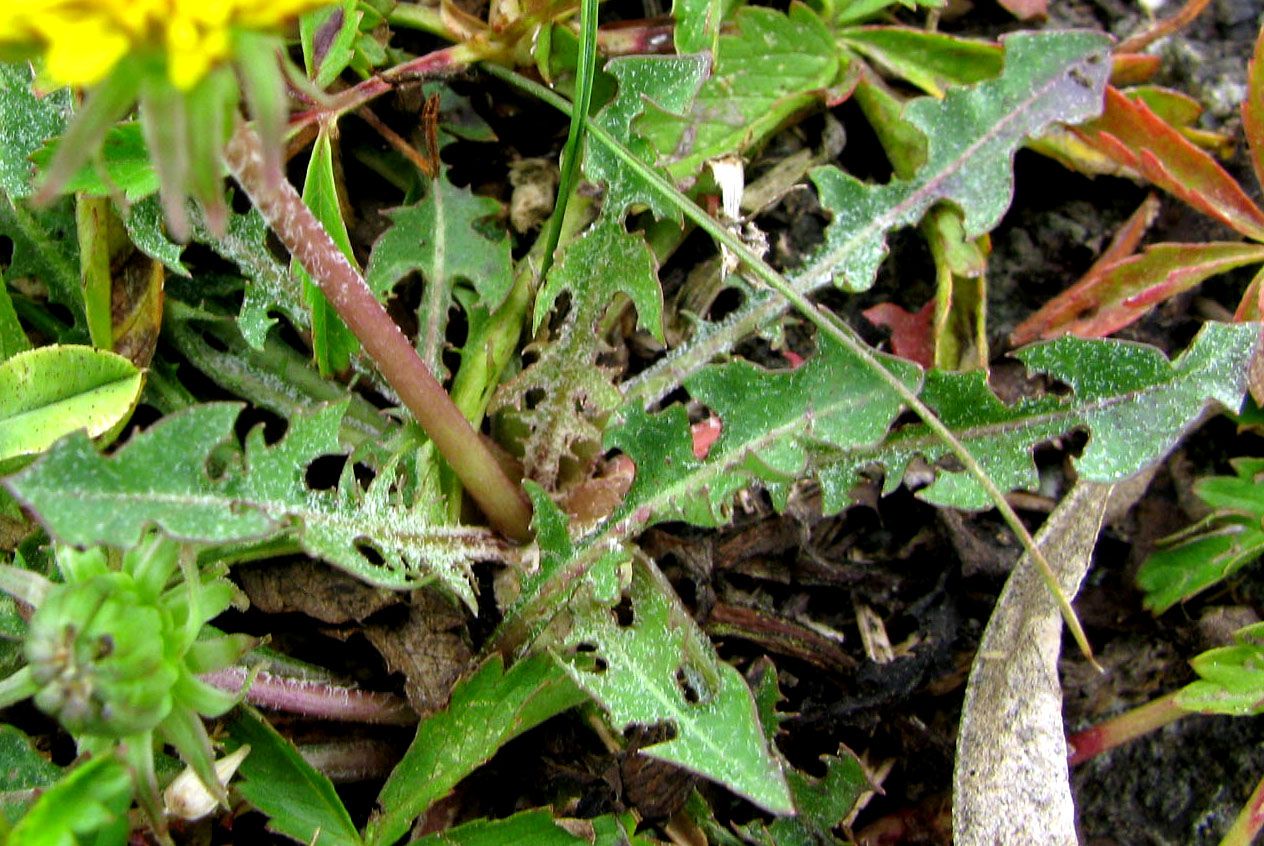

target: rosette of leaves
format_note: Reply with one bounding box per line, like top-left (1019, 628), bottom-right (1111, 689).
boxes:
top-left (0, 533), bottom-right (256, 842)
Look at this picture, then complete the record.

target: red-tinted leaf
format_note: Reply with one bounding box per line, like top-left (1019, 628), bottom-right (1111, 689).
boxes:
top-left (863, 300), bottom-right (935, 367)
top-left (996, 0), bottom-right (1047, 21)
top-left (1011, 193), bottom-right (1160, 346)
top-left (1074, 87), bottom-right (1264, 241)
top-left (1245, 24), bottom-right (1264, 195)
top-left (1012, 242), bottom-right (1264, 344)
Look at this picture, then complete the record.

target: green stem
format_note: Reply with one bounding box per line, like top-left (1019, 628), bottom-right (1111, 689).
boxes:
top-left (222, 122), bottom-right (532, 543)
top-left (485, 63), bottom-right (1096, 663)
top-left (537, 0), bottom-right (598, 280)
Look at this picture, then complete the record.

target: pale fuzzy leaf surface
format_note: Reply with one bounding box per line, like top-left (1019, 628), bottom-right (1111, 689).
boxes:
top-left (492, 220), bottom-right (662, 489)
top-left (366, 654), bottom-right (587, 846)
top-left (4, 402), bottom-right (502, 605)
top-left (586, 54), bottom-right (710, 221)
top-left (1137, 456), bottom-right (1264, 612)
top-left (816, 322), bottom-right (1261, 512)
top-left (227, 708), bottom-right (363, 846)
top-left (124, 195), bottom-right (189, 276)
top-left (0, 63), bottom-right (72, 200)
top-left (797, 30), bottom-right (1111, 293)
top-left (195, 204), bottom-right (309, 349)
top-left (636, 4), bottom-right (839, 182)
top-left (408, 810), bottom-right (655, 846)
top-left (556, 554), bottom-right (793, 814)
top-left (605, 334), bottom-right (920, 528)
top-left (366, 171), bottom-right (513, 381)
top-left (0, 724), bottom-right (62, 825)
top-left (0, 346), bottom-right (141, 469)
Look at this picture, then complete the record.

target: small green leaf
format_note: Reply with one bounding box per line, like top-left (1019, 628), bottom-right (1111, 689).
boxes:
top-left (586, 54), bottom-right (710, 221)
top-left (0, 345), bottom-right (142, 471)
top-left (1177, 622), bottom-right (1264, 716)
top-left (0, 195), bottom-right (86, 340)
top-left (803, 30), bottom-right (1111, 292)
top-left (302, 0), bottom-right (362, 89)
top-left (366, 170), bottom-right (513, 381)
top-left (0, 724), bottom-right (62, 825)
top-left (124, 194), bottom-right (189, 276)
top-left (227, 707), bottom-right (364, 846)
top-left (1138, 457), bottom-right (1264, 612)
top-left (556, 555), bottom-right (793, 814)
top-left (837, 28), bottom-right (1002, 97)
top-left (0, 63), bottom-right (72, 200)
top-left (366, 654), bottom-right (587, 846)
top-left (7, 751), bottom-right (132, 846)
top-left (29, 122), bottom-right (160, 202)
top-left (296, 125), bottom-right (360, 376)
top-left (194, 202), bottom-right (310, 349)
top-left (409, 810), bottom-right (655, 846)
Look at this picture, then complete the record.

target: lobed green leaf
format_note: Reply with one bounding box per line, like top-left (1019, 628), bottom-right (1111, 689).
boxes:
top-left (5, 402), bottom-right (504, 606)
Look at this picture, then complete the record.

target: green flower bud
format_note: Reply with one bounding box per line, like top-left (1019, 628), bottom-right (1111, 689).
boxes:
top-left (25, 573), bottom-right (179, 736)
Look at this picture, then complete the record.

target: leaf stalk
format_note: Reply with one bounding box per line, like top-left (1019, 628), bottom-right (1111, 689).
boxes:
top-left (222, 121), bottom-right (533, 543)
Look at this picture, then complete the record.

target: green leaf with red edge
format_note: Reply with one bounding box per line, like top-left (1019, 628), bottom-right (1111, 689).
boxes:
top-left (1075, 86), bottom-right (1264, 241)
top-left (1246, 24), bottom-right (1264, 194)
top-left (1012, 241), bottom-right (1264, 343)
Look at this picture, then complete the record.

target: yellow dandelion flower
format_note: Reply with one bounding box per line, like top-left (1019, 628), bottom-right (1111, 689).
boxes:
top-left (0, 0), bottom-right (331, 89)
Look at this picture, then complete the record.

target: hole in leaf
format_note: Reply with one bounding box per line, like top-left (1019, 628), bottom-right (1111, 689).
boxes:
top-left (612, 597), bottom-right (634, 628)
top-left (305, 454), bottom-right (348, 490)
top-left (675, 668), bottom-right (702, 704)
top-left (354, 539), bottom-right (386, 567)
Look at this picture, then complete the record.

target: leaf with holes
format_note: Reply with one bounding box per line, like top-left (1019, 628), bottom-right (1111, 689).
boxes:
top-left (195, 203), bottom-right (310, 350)
top-left (366, 168), bottom-right (513, 381)
top-left (556, 552), bottom-right (793, 814)
top-left (816, 322), bottom-right (1262, 511)
top-left (4, 401), bottom-right (509, 606)
top-left (491, 219), bottom-right (662, 489)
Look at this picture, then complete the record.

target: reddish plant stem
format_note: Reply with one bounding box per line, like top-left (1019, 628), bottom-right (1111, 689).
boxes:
top-left (222, 122), bottom-right (533, 542)
top-left (202, 667), bottom-right (417, 725)
top-left (1221, 770), bottom-right (1264, 846)
top-left (1066, 691), bottom-right (1186, 766)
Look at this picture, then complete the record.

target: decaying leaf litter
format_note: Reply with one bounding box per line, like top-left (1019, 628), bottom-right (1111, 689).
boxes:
top-left (2, 0), bottom-right (1264, 842)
